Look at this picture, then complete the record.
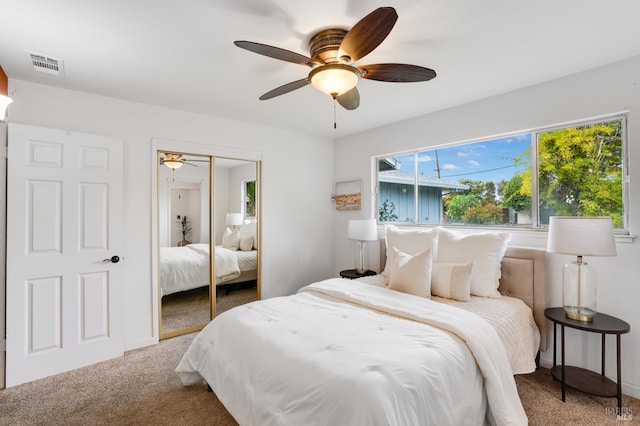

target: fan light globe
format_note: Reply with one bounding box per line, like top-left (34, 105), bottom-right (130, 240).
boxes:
top-left (163, 159), bottom-right (184, 170)
top-left (309, 64), bottom-right (360, 97)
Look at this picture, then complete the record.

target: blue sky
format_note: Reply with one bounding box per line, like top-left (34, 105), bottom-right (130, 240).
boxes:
top-left (393, 133), bottom-right (532, 184)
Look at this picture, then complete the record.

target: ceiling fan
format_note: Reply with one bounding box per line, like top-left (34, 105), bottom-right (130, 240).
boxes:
top-left (160, 153), bottom-right (208, 170)
top-left (234, 7), bottom-right (436, 111)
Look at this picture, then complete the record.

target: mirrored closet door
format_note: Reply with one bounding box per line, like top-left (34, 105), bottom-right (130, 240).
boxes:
top-left (158, 152), bottom-right (213, 338)
top-left (214, 158), bottom-right (260, 317)
top-left (157, 151), bottom-right (260, 339)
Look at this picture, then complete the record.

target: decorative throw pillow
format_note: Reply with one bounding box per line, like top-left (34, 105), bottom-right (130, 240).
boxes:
top-left (388, 247), bottom-right (432, 298)
top-left (221, 227), bottom-right (240, 250)
top-left (239, 223), bottom-right (254, 251)
top-left (436, 228), bottom-right (511, 298)
top-left (383, 225), bottom-right (439, 277)
top-left (431, 262), bottom-right (473, 302)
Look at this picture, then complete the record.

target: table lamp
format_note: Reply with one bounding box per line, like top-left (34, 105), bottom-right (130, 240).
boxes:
top-left (546, 216), bottom-right (617, 322)
top-left (347, 218), bottom-right (378, 274)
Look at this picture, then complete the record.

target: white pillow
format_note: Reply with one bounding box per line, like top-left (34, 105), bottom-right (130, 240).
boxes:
top-left (436, 228), bottom-right (511, 298)
top-left (244, 219), bottom-right (258, 250)
top-left (431, 262), bottom-right (473, 302)
top-left (383, 225), bottom-right (439, 277)
top-left (221, 227), bottom-right (240, 250)
top-left (238, 223), bottom-right (254, 251)
top-left (388, 247), bottom-right (432, 298)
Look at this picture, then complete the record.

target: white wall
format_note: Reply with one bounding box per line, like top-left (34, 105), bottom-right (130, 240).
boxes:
top-left (334, 55), bottom-right (640, 398)
top-left (159, 163), bottom-right (210, 246)
top-left (213, 166), bottom-right (230, 245)
top-left (7, 79), bottom-right (335, 351)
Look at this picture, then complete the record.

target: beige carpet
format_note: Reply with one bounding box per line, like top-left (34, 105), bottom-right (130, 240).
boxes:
top-left (161, 285), bottom-right (258, 335)
top-left (1, 331), bottom-right (638, 425)
top-left (161, 286), bottom-right (211, 335)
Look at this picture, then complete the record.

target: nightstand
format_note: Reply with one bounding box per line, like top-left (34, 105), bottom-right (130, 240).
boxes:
top-left (339, 269), bottom-right (376, 279)
top-left (545, 307), bottom-right (630, 411)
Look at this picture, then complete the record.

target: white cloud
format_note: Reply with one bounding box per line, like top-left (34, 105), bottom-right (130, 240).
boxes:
top-left (442, 163), bottom-right (459, 170)
top-left (417, 154), bottom-right (432, 162)
top-left (468, 160), bottom-right (480, 167)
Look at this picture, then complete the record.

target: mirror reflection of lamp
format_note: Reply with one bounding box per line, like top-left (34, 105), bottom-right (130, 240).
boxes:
top-left (0, 65), bottom-right (14, 121)
top-left (226, 213), bottom-right (243, 231)
top-left (347, 218), bottom-right (378, 274)
top-left (546, 216), bottom-right (617, 322)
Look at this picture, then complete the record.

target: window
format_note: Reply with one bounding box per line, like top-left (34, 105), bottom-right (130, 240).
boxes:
top-left (376, 115), bottom-right (627, 231)
top-left (243, 179), bottom-right (256, 218)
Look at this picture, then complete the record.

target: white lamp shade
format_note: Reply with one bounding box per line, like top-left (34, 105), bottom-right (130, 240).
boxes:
top-left (347, 219), bottom-right (378, 241)
top-left (226, 213), bottom-right (243, 226)
top-left (547, 216), bottom-right (616, 257)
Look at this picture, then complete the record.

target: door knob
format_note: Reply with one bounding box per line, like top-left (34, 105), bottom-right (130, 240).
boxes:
top-left (102, 255), bottom-right (120, 263)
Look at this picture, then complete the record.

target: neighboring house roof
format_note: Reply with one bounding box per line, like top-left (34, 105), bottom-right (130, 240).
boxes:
top-left (379, 170), bottom-right (469, 190)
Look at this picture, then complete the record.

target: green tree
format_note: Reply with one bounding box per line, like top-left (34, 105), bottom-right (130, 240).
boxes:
top-left (379, 199), bottom-right (399, 222)
top-left (458, 179), bottom-right (486, 199)
top-left (483, 181), bottom-right (497, 205)
top-left (446, 194), bottom-right (480, 223)
top-left (538, 121), bottom-right (623, 226)
top-left (496, 179), bottom-right (507, 201)
top-left (463, 203), bottom-right (502, 225)
top-left (503, 173), bottom-right (531, 212)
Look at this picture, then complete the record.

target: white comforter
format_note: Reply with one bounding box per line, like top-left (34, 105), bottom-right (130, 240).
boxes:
top-left (357, 274), bottom-right (540, 374)
top-left (176, 279), bottom-right (527, 425)
top-left (160, 244), bottom-right (241, 296)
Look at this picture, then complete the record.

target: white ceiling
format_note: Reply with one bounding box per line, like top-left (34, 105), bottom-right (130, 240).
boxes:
top-left (2, 0), bottom-right (640, 139)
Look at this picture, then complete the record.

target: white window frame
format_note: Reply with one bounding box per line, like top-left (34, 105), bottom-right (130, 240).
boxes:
top-left (375, 112), bottom-right (629, 233)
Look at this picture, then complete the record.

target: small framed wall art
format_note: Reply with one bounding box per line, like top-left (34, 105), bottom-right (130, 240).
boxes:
top-left (335, 179), bottom-right (362, 211)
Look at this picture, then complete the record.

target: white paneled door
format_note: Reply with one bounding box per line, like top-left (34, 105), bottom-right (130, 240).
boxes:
top-left (6, 123), bottom-right (124, 387)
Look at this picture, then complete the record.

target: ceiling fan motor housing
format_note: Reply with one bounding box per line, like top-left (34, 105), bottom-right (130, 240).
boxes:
top-left (309, 29), bottom-right (349, 64)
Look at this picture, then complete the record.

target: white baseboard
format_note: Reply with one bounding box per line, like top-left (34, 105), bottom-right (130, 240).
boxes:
top-left (124, 337), bottom-right (158, 352)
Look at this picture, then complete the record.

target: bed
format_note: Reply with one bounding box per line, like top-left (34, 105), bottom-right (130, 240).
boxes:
top-left (176, 226), bottom-right (549, 425)
top-left (159, 243), bottom-right (258, 297)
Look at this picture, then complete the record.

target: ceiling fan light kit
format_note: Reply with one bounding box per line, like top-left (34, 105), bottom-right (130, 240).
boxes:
top-left (234, 6), bottom-right (436, 114)
top-left (309, 64), bottom-right (360, 97)
top-left (161, 153), bottom-right (185, 170)
top-left (163, 159), bottom-right (184, 170)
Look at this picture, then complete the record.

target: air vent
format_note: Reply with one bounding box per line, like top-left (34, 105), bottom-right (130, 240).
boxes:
top-left (27, 52), bottom-right (64, 76)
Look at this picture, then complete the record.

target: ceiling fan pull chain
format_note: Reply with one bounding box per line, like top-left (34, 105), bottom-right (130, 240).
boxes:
top-left (333, 94), bottom-right (337, 129)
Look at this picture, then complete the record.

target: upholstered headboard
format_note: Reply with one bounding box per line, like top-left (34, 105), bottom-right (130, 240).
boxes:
top-left (498, 246), bottom-right (549, 351)
top-left (379, 241), bottom-right (550, 351)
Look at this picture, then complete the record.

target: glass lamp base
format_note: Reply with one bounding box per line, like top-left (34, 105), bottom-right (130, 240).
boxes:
top-left (562, 259), bottom-right (597, 323)
top-left (564, 306), bottom-right (595, 322)
top-left (354, 241), bottom-right (368, 276)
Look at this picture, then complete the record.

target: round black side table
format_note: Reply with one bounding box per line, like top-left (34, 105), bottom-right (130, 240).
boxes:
top-left (339, 269), bottom-right (376, 279)
top-left (544, 307), bottom-right (630, 411)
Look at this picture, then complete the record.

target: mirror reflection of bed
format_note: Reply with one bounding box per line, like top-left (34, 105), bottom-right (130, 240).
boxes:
top-left (158, 152), bottom-right (260, 339)
top-left (213, 158), bottom-right (260, 318)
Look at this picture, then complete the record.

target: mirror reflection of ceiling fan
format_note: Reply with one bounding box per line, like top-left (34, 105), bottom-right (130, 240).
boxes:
top-left (234, 7), bottom-right (437, 111)
top-left (160, 153), bottom-right (208, 170)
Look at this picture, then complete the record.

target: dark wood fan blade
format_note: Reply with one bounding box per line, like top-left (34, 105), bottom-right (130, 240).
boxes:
top-left (359, 63), bottom-right (437, 82)
top-left (339, 7), bottom-right (398, 63)
top-left (259, 78), bottom-right (310, 100)
top-left (234, 41), bottom-right (313, 67)
top-left (336, 87), bottom-right (360, 110)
